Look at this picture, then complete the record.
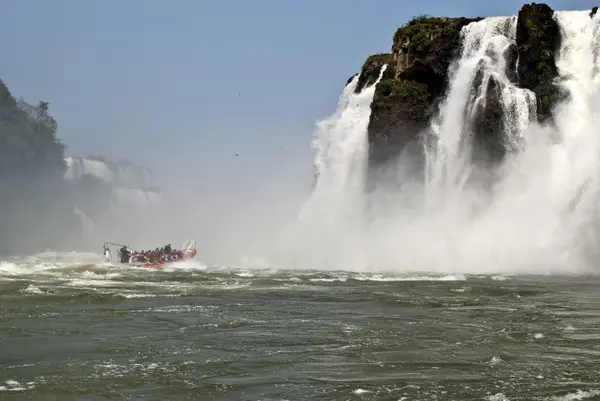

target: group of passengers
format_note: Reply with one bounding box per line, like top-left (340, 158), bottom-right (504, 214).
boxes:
top-left (118, 244), bottom-right (184, 265)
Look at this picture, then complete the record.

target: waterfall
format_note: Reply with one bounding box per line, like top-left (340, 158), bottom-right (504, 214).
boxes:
top-left (291, 8), bottom-right (600, 274)
top-left (290, 65), bottom-right (386, 269)
top-left (301, 65), bottom-right (387, 224)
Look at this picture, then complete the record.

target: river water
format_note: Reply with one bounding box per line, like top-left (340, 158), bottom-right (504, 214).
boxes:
top-left (1, 252), bottom-right (599, 400)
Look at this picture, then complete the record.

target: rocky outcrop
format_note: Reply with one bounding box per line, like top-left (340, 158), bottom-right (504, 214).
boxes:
top-left (515, 3), bottom-right (562, 123)
top-left (367, 16), bottom-right (481, 168)
top-left (354, 54), bottom-right (393, 93)
top-left (354, 3), bottom-right (568, 173)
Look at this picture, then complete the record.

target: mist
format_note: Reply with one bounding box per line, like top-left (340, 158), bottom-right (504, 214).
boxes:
top-left (5, 10), bottom-right (600, 279)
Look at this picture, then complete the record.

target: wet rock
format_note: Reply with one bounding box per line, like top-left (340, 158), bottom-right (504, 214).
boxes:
top-left (346, 73), bottom-right (359, 87)
top-left (516, 2), bottom-right (562, 123)
top-left (504, 43), bottom-right (519, 84)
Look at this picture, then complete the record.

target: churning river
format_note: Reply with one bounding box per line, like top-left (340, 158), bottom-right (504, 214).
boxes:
top-left (1, 252), bottom-right (599, 401)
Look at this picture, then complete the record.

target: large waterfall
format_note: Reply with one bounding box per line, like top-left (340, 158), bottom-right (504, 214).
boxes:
top-left (296, 10), bottom-right (600, 274)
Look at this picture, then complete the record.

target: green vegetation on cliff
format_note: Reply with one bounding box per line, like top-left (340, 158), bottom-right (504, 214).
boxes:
top-left (392, 15), bottom-right (479, 57)
top-left (375, 80), bottom-right (429, 106)
top-left (354, 53), bottom-right (393, 93)
top-left (0, 80), bottom-right (79, 255)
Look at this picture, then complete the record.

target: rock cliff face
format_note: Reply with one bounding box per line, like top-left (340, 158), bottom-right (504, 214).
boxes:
top-left (516, 3), bottom-right (562, 123)
top-left (357, 3), bottom-right (563, 172)
top-left (365, 16), bottom-right (481, 169)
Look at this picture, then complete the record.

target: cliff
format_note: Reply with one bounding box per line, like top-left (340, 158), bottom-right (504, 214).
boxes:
top-left (355, 3), bottom-right (563, 171)
top-left (0, 79), bottom-right (161, 256)
top-left (515, 3), bottom-right (562, 122)
top-left (0, 80), bottom-right (78, 254)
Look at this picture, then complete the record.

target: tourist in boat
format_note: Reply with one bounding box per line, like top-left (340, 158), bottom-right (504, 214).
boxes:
top-left (117, 243), bottom-right (188, 266)
top-left (119, 245), bottom-right (131, 263)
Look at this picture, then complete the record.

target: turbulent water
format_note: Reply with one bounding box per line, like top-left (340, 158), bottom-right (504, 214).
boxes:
top-left (4, 8), bottom-right (600, 401)
top-left (2, 253), bottom-right (600, 400)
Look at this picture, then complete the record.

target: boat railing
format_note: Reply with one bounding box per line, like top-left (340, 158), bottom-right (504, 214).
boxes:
top-left (180, 238), bottom-right (196, 253)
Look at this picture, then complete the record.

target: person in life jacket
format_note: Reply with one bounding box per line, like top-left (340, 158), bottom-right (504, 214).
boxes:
top-left (103, 245), bottom-right (111, 262)
top-left (119, 245), bottom-right (131, 263)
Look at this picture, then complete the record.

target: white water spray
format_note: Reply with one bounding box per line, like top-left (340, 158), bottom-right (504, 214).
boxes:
top-left (288, 65), bottom-right (387, 269)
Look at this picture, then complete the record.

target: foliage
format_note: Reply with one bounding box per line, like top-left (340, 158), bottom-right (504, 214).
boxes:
top-left (0, 79), bottom-right (77, 254)
top-left (392, 16), bottom-right (482, 57)
top-left (374, 79), bottom-right (429, 106)
top-left (0, 78), bottom-right (160, 256)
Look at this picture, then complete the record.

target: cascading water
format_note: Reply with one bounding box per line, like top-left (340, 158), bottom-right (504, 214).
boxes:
top-left (292, 8), bottom-right (600, 274)
top-left (549, 10), bottom-right (600, 261)
top-left (426, 17), bottom-right (536, 210)
top-left (301, 65), bottom-right (387, 223)
top-left (290, 65), bottom-right (387, 269)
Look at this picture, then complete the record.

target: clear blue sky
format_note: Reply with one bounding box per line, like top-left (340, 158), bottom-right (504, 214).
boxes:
top-left (0, 0), bottom-right (595, 185)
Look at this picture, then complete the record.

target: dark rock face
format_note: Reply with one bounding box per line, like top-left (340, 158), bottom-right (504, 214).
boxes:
top-left (367, 16), bottom-right (481, 169)
top-left (470, 75), bottom-right (506, 166)
top-left (516, 3), bottom-right (561, 123)
top-left (368, 79), bottom-right (430, 169)
top-left (504, 43), bottom-right (519, 84)
top-left (346, 73), bottom-right (359, 87)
